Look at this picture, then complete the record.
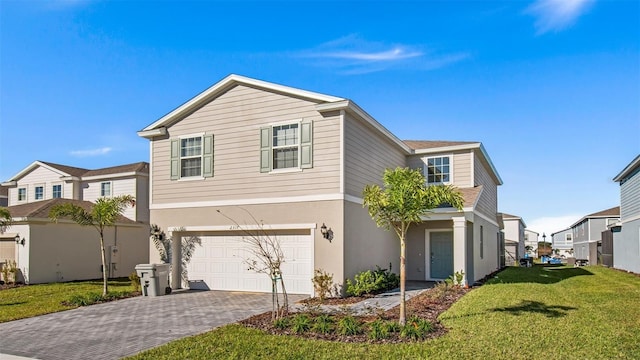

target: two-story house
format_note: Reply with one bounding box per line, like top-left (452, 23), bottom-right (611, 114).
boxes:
top-left (612, 155), bottom-right (640, 274)
top-left (137, 74), bottom-right (503, 295)
top-left (0, 161), bottom-right (149, 284)
top-left (571, 206), bottom-right (620, 265)
top-left (499, 213), bottom-right (526, 265)
top-left (550, 227), bottom-right (573, 258)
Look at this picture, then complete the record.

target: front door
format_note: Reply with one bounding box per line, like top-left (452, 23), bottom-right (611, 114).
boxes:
top-left (430, 231), bottom-right (453, 279)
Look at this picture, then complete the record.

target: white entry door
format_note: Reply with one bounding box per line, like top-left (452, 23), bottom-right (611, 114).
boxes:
top-left (186, 233), bottom-right (313, 295)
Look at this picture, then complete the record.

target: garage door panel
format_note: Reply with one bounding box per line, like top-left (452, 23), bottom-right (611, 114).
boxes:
top-left (186, 233), bottom-right (312, 294)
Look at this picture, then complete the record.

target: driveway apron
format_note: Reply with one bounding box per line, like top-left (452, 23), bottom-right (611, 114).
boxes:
top-left (0, 290), bottom-right (307, 360)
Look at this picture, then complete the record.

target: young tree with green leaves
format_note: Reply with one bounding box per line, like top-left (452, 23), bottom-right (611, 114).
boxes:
top-left (0, 207), bottom-right (11, 233)
top-left (49, 195), bottom-right (135, 296)
top-left (363, 167), bottom-right (464, 325)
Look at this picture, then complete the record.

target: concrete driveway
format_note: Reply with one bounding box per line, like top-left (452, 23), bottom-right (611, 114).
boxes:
top-left (0, 290), bottom-right (307, 360)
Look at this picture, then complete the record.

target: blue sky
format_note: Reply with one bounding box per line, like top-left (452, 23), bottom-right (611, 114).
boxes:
top-left (1, 0), bottom-right (638, 236)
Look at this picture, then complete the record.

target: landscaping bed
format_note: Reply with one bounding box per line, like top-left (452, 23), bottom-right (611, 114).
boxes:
top-left (240, 285), bottom-right (469, 343)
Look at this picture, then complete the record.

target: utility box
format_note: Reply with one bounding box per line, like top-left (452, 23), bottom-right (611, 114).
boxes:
top-left (135, 263), bottom-right (171, 297)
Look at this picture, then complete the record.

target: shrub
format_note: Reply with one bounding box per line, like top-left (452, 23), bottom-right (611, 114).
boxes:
top-left (385, 321), bottom-right (402, 334)
top-left (291, 314), bottom-right (311, 334)
top-left (312, 269), bottom-right (335, 301)
top-left (368, 319), bottom-right (390, 340)
top-left (345, 264), bottom-right (399, 296)
top-left (400, 316), bottom-right (433, 340)
top-left (129, 271), bottom-right (141, 292)
top-left (313, 314), bottom-right (334, 334)
top-left (337, 315), bottom-right (362, 335)
top-left (273, 317), bottom-right (289, 330)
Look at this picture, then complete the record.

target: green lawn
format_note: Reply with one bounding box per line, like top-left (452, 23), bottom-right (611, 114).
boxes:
top-left (0, 278), bottom-right (137, 322)
top-left (127, 266), bottom-right (640, 360)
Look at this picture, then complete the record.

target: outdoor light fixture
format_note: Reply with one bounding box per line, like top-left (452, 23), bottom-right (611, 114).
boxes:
top-left (320, 223), bottom-right (333, 241)
top-left (15, 234), bottom-right (25, 246)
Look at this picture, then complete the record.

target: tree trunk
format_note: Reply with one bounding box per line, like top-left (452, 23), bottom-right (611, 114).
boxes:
top-left (279, 278), bottom-right (288, 317)
top-left (399, 226), bottom-right (406, 326)
top-left (100, 230), bottom-right (108, 296)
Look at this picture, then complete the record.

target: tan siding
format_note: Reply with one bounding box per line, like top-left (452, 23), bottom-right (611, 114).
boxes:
top-left (344, 114), bottom-right (406, 197)
top-left (406, 150), bottom-right (472, 188)
top-left (10, 166), bottom-right (76, 205)
top-left (83, 178), bottom-right (138, 220)
top-left (152, 84), bottom-right (340, 204)
top-left (474, 153), bottom-right (498, 218)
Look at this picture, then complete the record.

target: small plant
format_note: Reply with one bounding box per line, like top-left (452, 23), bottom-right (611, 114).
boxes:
top-left (400, 316), bottom-right (433, 340)
top-left (273, 317), bottom-right (289, 330)
top-left (454, 270), bottom-right (465, 287)
top-left (312, 269), bottom-right (335, 302)
top-left (345, 264), bottom-right (399, 297)
top-left (385, 321), bottom-right (402, 334)
top-left (1, 260), bottom-right (10, 284)
top-left (368, 319), bottom-right (390, 340)
top-left (129, 271), bottom-right (141, 292)
top-left (312, 314), bottom-right (334, 334)
top-left (429, 279), bottom-right (452, 301)
top-left (337, 315), bottom-right (362, 335)
top-left (291, 313), bottom-right (311, 334)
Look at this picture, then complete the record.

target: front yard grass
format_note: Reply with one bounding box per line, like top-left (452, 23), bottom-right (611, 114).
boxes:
top-left (127, 265), bottom-right (640, 360)
top-left (0, 278), bottom-right (137, 322)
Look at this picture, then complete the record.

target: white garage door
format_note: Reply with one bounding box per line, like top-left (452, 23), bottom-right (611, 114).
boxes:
top-left (186, 233), bottom-right (313, 294)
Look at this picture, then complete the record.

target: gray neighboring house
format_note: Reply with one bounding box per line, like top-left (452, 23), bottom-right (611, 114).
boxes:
top-left (571, 206), bottom-right (620, 265)
top-left (524, 229), bottom-right (540, 256)
top-left (0, 185), bottom-right (7, 207)
top-left (500, 213), bottom-right (526, 265)
top-left (550, 227), bottom-right (573, 258)
top-left (612, 155), bottom-right (640, 274)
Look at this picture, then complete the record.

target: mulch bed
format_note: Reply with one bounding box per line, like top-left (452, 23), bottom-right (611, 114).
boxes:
top-left (240, 286), bottom-right (469, 343)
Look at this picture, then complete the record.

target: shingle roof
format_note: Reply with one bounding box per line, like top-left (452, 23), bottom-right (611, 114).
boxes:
top-left (458, 186), bottom-right (482, 208)
top-left (83, 162), bottom-right (149, 177)
top-left (586, 206), bottom-right (620, 217)
top-left (39, 161), bottom-right (89, 177)
top-left (0, 185), bottom-right (7, 198)
top-left (500, 213), bottom-right (521, 219)
top-left (403, 140), bottom-right (478, 150)
top-left (7, 198), bottom-right (137, 224)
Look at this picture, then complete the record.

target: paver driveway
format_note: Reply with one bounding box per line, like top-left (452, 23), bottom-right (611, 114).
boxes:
top-left (0, 290), bottom-right (307, 360)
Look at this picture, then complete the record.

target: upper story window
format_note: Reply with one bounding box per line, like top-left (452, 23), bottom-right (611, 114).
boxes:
top-left (52, 184), bottom-right (62, 198)
top-left (260, 121), bottom-right (313, 173)
top-left (18, 187), bottom-right (27, 202)
top-left (170, 134), bottom-right (214, 180)
top-left (425, 156), bottom-right (451, 184)
top-left (101, 182), bottom-right (112, 197)
top-left (34, 185), bottom-right (44, 200)
top-left (565, 233), bottom-right (572, 243)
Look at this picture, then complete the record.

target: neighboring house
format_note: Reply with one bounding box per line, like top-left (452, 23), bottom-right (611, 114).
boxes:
top-left (611, 155), bottom-right (640, 274)
top-left (524, 229), bottom-right (539, 257)
top-left (0, 185), bottom-right (7, 207)
top-left (571, 206), bottom-right (620, 265)
top-left (550, 227), bottom-right (573, 258)
top-left (137, 74), bottom-right (503, 295)
top-left (0, 161), bottom-right (149, 284)
top-left (500, 213), bottom-right (526, 265)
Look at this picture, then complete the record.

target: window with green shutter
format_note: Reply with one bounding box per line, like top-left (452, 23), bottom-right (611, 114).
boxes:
top-left (170, 134), bottom-right (214, 180)
top-left (260, 120), bottom-right (312, 172)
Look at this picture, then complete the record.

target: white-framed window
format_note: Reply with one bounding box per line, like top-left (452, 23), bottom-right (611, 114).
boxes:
top-left (100, 182), bottom-right (112, 197)
top-left (425, 156), bottom-right (451, 184)
top-left (18, 187), bottom-right (27, 202)
top-left (34, 185), bottom-right (44, 200)
top-left (170, 134), bottom-right (214, 180)
top-left (565, 233), bottom-right (572, 244)
top-left (52, 184), bottom-right (62, 198)
top-left (260, 121), bottom-right (313, 173)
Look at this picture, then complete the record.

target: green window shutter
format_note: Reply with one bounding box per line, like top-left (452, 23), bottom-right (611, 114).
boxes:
top-left (170, 139), bottom-right (180, 180)
top-left (300, 120), bottom-right (313, 169)
top-left (260, 127), bottom-right (271, 173)
top-left (203, 134), bottom-right (214, 178)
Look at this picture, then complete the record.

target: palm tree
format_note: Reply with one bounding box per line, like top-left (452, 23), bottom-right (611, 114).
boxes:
top-left (363, 167), bottom-right (463, 325)
top-left (49, 196), bottom-right (135, 296)
top-left (0, 207), bottom-right (11, 233)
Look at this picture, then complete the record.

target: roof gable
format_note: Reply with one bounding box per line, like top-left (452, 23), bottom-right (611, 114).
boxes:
top-left (6, 161), bottom-right (88, 182)
top-left (613, 154), bottom-right (640, 183)
top-left (138, 74), bottom-right (344, 136)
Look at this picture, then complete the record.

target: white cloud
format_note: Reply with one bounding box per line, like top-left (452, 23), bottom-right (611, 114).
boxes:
top-left (526, 0), bottom-right (593, 34)
top-left (297, 35), bottom-right (468, 74)
top-left (70, 147), bottom-right (112, 157)
top-left (527, 214), bottom-right (582, 236)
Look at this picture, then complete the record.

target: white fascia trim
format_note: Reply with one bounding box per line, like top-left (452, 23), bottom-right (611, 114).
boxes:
top-left (81, 171), bottom-right (149, 181)
top-left (151, 193), bottom-right (345, 209)
top-left (141, 74), bottom-right (343, 132)
top-left (12, 217), bottom-right (143, 227)
top-left (60, 176), bottom-right (81, 182)
top-left (1, 181), bottom-right (16, 187)
top-left (316, 100), bottom-right (412, 154)
top-left (414, 143), bottom-right (502, 185)
top-left (168, 223), bottom-right (317, 232)
top-left (8, 161), bottom-right (71, 182)
top-left (137, 127), bottom-right (167, 139)
top-left (613, 154), bottom-right (640, 182)
top-left (345, 194), bottom-right (362, 204)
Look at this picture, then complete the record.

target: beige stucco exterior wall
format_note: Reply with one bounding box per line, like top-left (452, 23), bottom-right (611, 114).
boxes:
top-left (405, 220), bottom-right (454, 281)
top-left (343, 200), bottom-right (399, 287)
top-left (17, 221), bottom-right (147, 284)
top-left (149, 200), bottom-right (345, 287)
top-left (471, 215), bottom-right (500, 282)
top-left (150, 84), bottom-right (341, 205)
